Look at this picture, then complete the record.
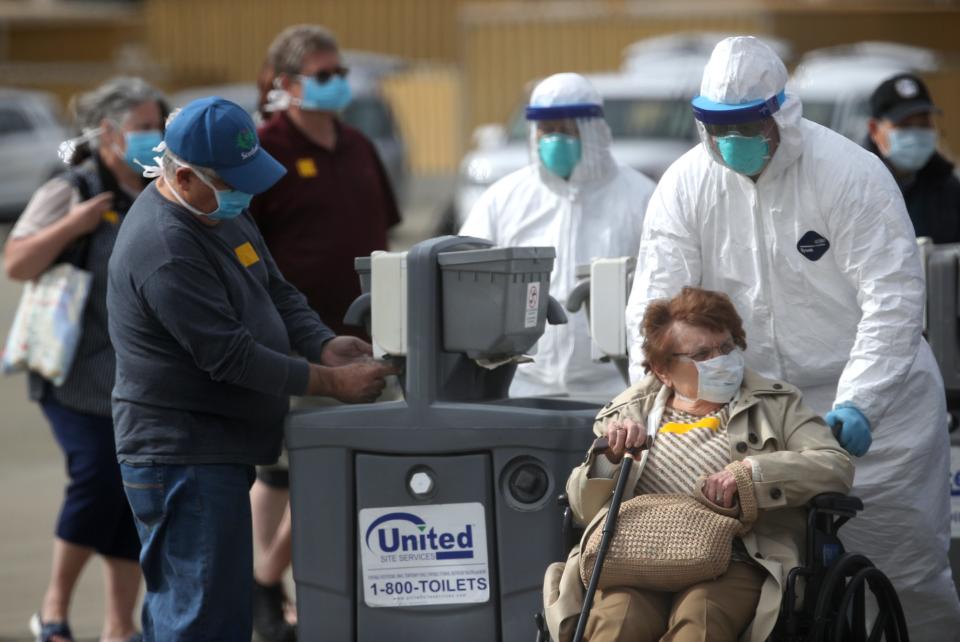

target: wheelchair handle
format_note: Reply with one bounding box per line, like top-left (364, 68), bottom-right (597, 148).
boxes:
top-left (830, 421), bottom-right (842, 442)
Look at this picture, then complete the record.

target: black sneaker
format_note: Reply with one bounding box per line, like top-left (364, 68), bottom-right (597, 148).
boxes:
top-left (252, 580), bottom-right (297, 642)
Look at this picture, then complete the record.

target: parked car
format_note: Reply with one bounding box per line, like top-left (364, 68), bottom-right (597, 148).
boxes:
top-left (171, 54), bottom-right (409, 204)
top-left (788, 42), bottom-right (939, 143)
top-left (0, 88), bottom-right (70, 222)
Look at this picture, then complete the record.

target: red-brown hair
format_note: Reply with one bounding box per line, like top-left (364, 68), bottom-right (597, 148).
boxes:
top-left (641, 287), bottom-right (747, 372)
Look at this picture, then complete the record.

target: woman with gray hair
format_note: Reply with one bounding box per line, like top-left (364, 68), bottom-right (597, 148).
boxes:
top-left (3, 76), bottom-right (167, 642)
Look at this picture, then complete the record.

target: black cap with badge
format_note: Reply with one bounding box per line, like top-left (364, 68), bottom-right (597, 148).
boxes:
top-left (870, 73), bottom-right (940, 123)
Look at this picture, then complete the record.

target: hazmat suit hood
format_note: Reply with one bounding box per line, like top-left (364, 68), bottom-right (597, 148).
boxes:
top-left (527, 73), bottom-right (618, 189)
top-left (696, 36), bottom-right (804, 181)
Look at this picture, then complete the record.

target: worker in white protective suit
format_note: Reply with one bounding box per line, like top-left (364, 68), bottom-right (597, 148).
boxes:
top-left (623, 36), bottom-right (960, 641)
top-left (461, 73), bottom-right (656, 399)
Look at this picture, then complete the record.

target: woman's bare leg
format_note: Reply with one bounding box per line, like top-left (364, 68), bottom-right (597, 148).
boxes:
top-left (40, 538), bottom-right (94, 640)
top-left (251, 480), bottom-right (288, 557)
top-left (255, 506), bottom-right (292, 585)
top-left (100, 555), bottom-right (141, 640)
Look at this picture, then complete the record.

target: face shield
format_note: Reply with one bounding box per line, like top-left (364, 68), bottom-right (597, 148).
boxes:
top-left (692, 90), bottom-right (785, 177)
top-left (525, 101), bottom-right (612, 183)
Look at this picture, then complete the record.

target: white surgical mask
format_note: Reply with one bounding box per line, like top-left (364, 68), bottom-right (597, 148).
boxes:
top-left (676, 350), bottom-right (745, 404)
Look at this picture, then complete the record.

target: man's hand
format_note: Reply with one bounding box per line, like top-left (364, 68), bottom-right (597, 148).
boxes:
top-left (308, 359), bottom-right (399, 403)
top-left (320, 336), bottom-right (373, 367)
top-left (702, 461), bottom-right (751, 509)
top-left (604, 418), bottom-right (646, 464)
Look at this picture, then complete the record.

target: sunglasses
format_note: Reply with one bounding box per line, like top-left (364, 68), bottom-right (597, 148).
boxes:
top-left (704, 119), bottom-right (775, 138)
top-left (673, 340), bottom-right (737, 363)
top-left (301, 66), bottom-right (350, 84)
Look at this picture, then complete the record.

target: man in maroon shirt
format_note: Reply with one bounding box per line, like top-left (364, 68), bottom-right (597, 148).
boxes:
top-left (251, 24), bottom-right (400, 337)
top-left (247, 24), bottom-right (401, 642)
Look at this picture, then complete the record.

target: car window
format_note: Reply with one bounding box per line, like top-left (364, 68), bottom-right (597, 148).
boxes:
top-left (0, 105), bottom-right (33, 137)
top-left (803, 97), bottom-right (872, 142)
top-left (604, 98), bottom-right (698, 140)
top-left (342, 97), bottom-right (395, 140)
top-left (841, 98), bottom-right (872, 142)
top-left (507, 107), bottom-right (528, 142)
top-left (801, 100), bottom-right (835, 129)
top-left (507, 97), bottom-right (698, 142)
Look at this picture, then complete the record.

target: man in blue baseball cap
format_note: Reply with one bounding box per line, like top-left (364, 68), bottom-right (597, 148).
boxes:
top-left (107, 97), bottom-right (397, 641)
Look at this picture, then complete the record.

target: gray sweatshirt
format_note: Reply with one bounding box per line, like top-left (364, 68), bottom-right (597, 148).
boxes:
top-left (107, 183), bottom-right (334, 465)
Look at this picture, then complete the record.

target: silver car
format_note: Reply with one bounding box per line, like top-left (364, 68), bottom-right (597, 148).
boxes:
top-left (0, 88), bottom-right (70, 222)
top-left (788, 42), bottom-right (939, 143)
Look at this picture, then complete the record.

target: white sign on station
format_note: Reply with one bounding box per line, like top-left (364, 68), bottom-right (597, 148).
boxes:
top-left (358, 502), bottom-right (490, 608)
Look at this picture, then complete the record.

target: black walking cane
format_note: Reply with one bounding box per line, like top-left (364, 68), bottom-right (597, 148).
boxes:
top-left (571, 438), bottom-right (648, 642)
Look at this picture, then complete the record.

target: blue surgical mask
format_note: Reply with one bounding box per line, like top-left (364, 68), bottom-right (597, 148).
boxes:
top-left (538, 134), bottom-right (581, 179)
top-left (206, 188), bottom-right (253, 221)
top-left (885, 128), bottom-right (937, 172)
top-left (300, 75), bottom-right (352, 112)
top-left (715, 134), bottom-right (770, 176)
top-left (169, 160), bottom-right (252, 221)
top-left (120, 130), bottom-right (163, 173)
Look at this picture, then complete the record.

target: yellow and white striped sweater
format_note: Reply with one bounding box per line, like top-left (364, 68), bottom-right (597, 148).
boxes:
top-left (636, 404), bottom-right (733, 496)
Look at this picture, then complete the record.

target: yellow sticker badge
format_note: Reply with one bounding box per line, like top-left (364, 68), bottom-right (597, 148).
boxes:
top-left (659, 416), bottom-right (721, 435)
top-left (234, 242), bottom-right (260, 268)
top-left (296, 157), bottom-right (318, 178)
top-left (102, 210), bottom-right (120, 225)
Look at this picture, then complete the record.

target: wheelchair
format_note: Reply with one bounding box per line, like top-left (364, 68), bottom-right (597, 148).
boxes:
top-left (534, 493), bottom-right (909, 642)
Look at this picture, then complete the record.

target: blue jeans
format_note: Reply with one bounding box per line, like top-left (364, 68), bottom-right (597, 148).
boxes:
top-left (121, 463), bottom-right (255, 642)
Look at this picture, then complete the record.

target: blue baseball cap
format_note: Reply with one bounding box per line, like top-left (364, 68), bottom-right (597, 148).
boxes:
top-left (164, 96), bottom-right (286, 194)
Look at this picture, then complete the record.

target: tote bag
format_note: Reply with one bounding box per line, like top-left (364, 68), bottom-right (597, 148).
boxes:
top-left (2, 262), bottom-right (93, 385)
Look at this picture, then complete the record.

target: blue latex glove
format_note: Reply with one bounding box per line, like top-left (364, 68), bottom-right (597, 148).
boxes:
top-left (824, 403), bottom-right (872, 457)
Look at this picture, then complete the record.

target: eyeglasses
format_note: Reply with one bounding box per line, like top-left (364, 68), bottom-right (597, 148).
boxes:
top-left (673, 339), bottom-right (736, 363)
top-left (300, 66), bottom-right (350, 84)
top-left (704, 119), bottom-right (774, 138)
top-left (536, 119), bottom-right (579, 137)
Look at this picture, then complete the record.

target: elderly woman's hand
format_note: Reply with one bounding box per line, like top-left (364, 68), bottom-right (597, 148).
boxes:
top-left (604, 418), bottom-right (645, 464)
top-left (701, 460), bottom-right (752, 508)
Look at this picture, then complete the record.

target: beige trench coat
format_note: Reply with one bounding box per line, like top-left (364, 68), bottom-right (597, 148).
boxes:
top-left (544, 369), bottom-right (853, 642)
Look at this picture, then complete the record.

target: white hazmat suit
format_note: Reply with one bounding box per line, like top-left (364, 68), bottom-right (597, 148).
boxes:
top-left (462, 73), bottom-right (655, 399)
top-left (626, 37), bottom-right (960, 641)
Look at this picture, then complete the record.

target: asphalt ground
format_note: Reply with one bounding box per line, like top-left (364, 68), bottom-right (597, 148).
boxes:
top-left (0, 176), bottom-right (453, 642)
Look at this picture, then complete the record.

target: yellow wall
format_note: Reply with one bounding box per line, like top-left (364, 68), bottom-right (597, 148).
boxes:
top-left (138, 1), bottom-right (960, 172)
top-left (459, 3), bottom-right (960, 169)
top-left (462, 6), bottom-right (765, 135)
top-left (5, 20), bottom-right (141, 63)
top-left (143, 0), bottom-right (503, 85)
top-left (5, 1), bottom-right (960, 174)
top-left (381, 66), bottom-right (462, 175)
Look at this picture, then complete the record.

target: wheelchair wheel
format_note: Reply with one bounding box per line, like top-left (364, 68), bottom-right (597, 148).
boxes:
top-left (810, 553), bottom-right (909, 642)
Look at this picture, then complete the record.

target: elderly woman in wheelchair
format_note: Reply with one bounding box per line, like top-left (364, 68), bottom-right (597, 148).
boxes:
top-left (543, 287), bottom-right (855, 642)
